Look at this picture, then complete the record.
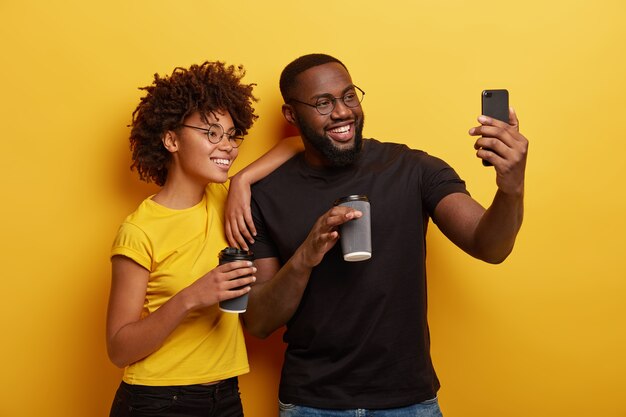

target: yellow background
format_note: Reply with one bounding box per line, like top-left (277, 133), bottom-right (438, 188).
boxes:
top-left (1, 0), bottom-right (625, 416)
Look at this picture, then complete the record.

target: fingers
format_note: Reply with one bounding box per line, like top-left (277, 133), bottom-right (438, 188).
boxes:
top-left (324, 206), bottom-right (362, 228)
top-left (474, 144), bottom-right (503, 166)
top-left (469, 117), bottom-right (521, 152)
top-left (316, 207), bottom-right (363, 244)
top-left (472, 110), bottom-right (520, 135)
top-left (229, 216), bottom-right (249, 251)
top-left (508, 106), bottom-right (519, 130)
top-left (470, 116), bottom-right (513, 137)
top-left (220, 284), bottom-right (252, 301)
top-left (316, 207), bottom-right (362, 239)
top-left (224, 175), bottom-right (254, 249)
top-left (190, 261), bottom-right (257, 308)
top-left (237, 207), bottom-right (256, 245)
top-left (217, 260), bottom-right (255, 274)
top-left (473, 135), bottom-right (509, 154)
top-left (243, 207), bottom-right (257, 237)
top-left (473, 133), bottom-right (521, 167)
top-left (315, 229), bottom-right (340, 246)
top-left (298, 206), bottom-right (358, 268)
top-left (225, 220), bottom-right (238, 248)
top-left (220, 262), bottom-right (256, 301)
top-left (469, 110), bottom-right (528, 169)
top-left (225, 210), bottom-right (256, 250)
top-left (224, 274), bottom-right (256, 291)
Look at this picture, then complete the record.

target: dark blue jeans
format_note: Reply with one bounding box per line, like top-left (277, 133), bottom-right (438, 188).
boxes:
top-left (109, 377), bottom-right (243, 417)
top-left (278, 397), bottom-right (443, 417)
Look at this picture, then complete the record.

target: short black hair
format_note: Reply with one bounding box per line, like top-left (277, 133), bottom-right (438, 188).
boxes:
top-left (279, 53), bottom-right (347, 101)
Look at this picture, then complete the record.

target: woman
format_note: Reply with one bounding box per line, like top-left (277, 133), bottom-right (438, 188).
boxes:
top-left (106, 61), bottom-right (297, 417)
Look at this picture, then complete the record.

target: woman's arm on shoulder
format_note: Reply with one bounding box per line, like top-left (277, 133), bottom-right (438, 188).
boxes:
top-left (225, 136), bottom-right (303, 249)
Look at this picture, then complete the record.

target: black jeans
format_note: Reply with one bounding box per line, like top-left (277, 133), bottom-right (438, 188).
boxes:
top-left (109, 377), bottom-right (243, 417)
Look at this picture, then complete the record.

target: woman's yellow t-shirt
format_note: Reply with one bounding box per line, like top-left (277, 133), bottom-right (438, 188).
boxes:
top-left (111, 182), bottom-right (248, 386)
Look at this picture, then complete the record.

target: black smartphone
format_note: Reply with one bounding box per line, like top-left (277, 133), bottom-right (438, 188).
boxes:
top-left (480, 89), bottom-right (509, 166)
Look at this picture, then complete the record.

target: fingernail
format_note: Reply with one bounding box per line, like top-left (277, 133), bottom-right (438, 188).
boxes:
top-left (247, 261), bottom-right (253, 266)
top-left (469, 128), bottom-right (475, 135)
top-left (478, 115), bottom-right (489, 123)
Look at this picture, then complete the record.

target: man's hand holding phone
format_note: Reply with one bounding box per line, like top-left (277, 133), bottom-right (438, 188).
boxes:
top-left (469, 98), bottom-right (529, 197)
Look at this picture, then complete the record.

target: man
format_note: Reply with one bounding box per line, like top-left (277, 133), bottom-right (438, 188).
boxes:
top-left (239, 53), bottom-right (527, 416)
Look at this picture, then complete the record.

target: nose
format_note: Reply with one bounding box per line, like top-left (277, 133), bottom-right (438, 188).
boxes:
top-left (330, 98), bottom-right (351, 119)
top-left (217, 134), bottom-right (234, 151)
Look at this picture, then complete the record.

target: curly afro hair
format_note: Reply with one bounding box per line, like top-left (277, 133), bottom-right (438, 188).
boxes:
top-left (129, 61), bottom-right (258, 186)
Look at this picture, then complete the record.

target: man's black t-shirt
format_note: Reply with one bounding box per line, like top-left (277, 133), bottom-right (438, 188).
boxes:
top-left (250, 139), bottom-right (469, 409)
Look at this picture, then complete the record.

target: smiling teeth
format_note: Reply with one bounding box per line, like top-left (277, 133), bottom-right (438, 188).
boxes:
top-left (331, 125), bottom-right (350, 133)
top-left (213, 158), bottom-right (230, 166)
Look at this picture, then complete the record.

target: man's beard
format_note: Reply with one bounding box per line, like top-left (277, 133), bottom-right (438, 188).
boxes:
top-left (297, 114), bottom-right (364, 167)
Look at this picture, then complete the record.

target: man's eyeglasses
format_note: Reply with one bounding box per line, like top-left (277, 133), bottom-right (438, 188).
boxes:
top-left (288, 86), bottom-right (365, 115)
top-left (181, 123), bottom-right (245, 148)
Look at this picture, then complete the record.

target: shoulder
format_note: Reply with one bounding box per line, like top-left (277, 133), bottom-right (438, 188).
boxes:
top-left (364, 138), bottom-right (428, 160)
top-left (113, 198), bottom-right (158, 245)
top-left (206, 181), bottom-right (229, 201)
top-left (118, 196), bottom-right (157, 228)
top-left (112, 209), bottom-right (153, 268)
top-left (115, 194), bottom-right (185, 237)
top-left (362, 138), bottom-right (451, 170)
top-left (252, 153), bottom-right (303, 189)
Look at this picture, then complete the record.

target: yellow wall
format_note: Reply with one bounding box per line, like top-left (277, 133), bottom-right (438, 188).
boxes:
top-left (1, 0), bottom-right (625, 415)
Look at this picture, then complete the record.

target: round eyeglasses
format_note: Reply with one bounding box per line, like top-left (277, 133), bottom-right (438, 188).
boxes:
top-left (181, 123), bottom-right (245, 148)
top-left (288, 86), bottom-right (365, 115)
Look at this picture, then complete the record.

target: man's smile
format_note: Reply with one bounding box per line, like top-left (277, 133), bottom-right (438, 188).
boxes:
top-left (327, 123), bottom-right (353, 143)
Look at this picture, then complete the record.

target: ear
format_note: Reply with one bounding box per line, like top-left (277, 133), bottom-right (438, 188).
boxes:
top-left (162, 130), bottom-right (178, 153)
top-left (282, 104), bottom-right (297, 125)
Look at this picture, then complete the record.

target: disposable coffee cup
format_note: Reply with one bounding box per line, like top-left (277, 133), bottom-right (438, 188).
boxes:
top-left (218, 247), bottom-right (254, 313)
top-left (333, 195), bottom-right (372, 262)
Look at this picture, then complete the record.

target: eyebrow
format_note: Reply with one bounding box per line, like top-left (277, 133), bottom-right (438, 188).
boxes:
top-left (310, 84), bottom-right (356, 100)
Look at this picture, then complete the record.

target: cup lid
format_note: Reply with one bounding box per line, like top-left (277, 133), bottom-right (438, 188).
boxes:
top-left (219, 247), bottom-right (254, 260)
top-left (333, 194), bottom-right (369, 205)
top-left (220, 246), bottom-right (252, 255)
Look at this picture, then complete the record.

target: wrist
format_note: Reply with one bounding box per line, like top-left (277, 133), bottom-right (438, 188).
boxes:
top-left (231, 170), bottom-right (252, 187)
top-left (291, 246), bottom-right (318, 272)
top-left (176, 287), bottom-right (198, 313)
top-left (498, 183), bottom-right (525, 201)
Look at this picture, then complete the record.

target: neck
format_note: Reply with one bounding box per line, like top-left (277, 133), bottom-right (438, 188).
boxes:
top-left (302, 142), bottom-right (328, 168)
top-left (153, 176), bottom-right (207, 209)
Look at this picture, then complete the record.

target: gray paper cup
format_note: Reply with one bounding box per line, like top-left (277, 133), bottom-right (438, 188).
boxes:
top-left (334, 195), bottom-right (372, 262)
top-left (218, 247), bottom-right (254, 313)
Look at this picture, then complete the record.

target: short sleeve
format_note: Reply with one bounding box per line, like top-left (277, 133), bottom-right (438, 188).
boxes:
top-left (420, 155), bottom-right (470, 216)
top-left (111, 222), bottom-right (153, 270)
top-left (249, 195), bottom-right (280, 260)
